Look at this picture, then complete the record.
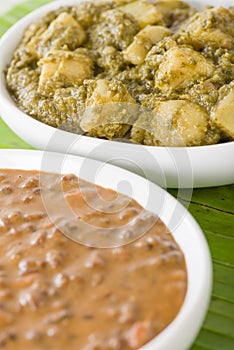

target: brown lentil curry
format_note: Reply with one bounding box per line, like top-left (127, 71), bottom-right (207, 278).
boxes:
top-left (6, 0), bottom-right (234, 146)
top-left (0, 169), bottom-right (187, 349)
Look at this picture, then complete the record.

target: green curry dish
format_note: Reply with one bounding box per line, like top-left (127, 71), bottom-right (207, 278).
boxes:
top-left (5, 0), bottom-right (234, 146)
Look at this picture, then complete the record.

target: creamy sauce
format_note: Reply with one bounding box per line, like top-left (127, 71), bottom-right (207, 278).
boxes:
top-left (0, 169), bottom-right (187, 349)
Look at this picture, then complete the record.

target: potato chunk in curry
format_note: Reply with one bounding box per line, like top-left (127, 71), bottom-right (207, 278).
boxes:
top-left (155, 46), bottom-right (215, 92)
top-left (38, 50), bottom-right (93, 94)
top-left (124, 25), bottom-right (172, 65)
top-left (211, 88), bottom-right (234, 139)
top-left (118, 0), bottom-right (163, 28)
top-left (28, 12), bottom-right (87, 57)
top-left (131, 100), bottom-right (209, 146)
top-left (80, 79), bottom-right (138, 140)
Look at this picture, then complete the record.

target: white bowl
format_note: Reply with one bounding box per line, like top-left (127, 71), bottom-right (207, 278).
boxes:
top-left (0, 148), bottom-right (212, 350)
top-left (0, 0), bottom-right (233, 189)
